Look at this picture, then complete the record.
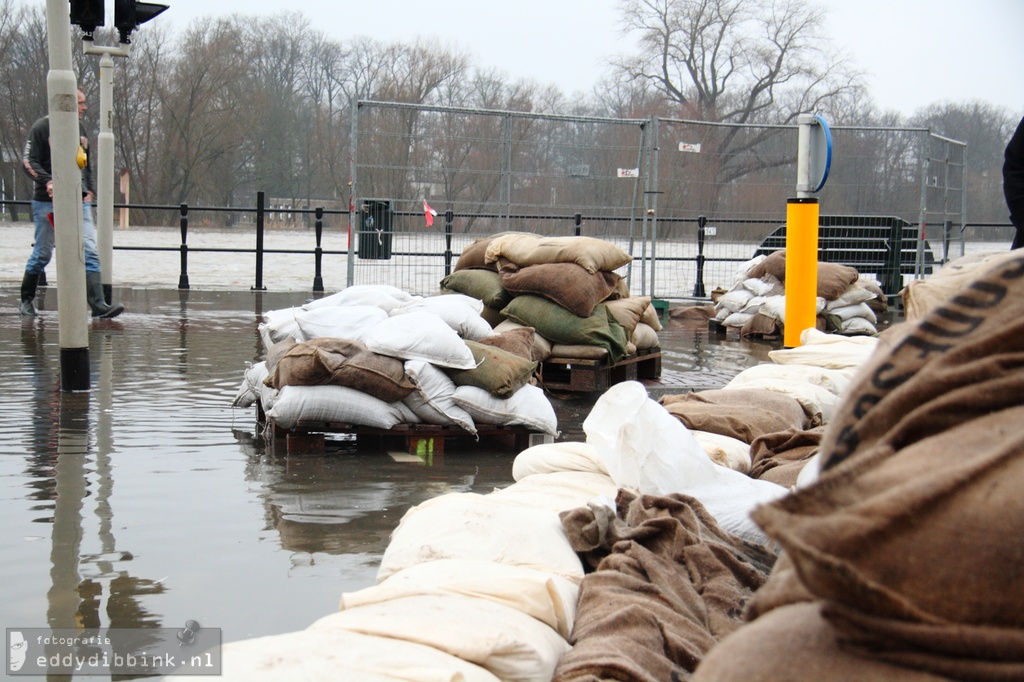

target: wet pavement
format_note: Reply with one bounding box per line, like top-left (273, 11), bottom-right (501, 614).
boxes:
top-left (0, 282), bottom-right (775, 680)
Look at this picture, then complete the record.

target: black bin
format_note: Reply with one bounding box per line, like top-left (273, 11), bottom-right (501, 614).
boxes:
top-left (358, 199), bottom-right (393, 259)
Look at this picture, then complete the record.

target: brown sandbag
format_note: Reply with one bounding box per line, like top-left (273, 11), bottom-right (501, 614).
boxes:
top-left (475, 326), bottom-right (536, 361)
top-left (691, 603), bottom-right (953, 682)
top-left (748, 249), bottom-right (861, 300)
top-left (554, 490), bottom-right (775, 682)
top-left (744, 252), bottom-right (1024, 681)
top-left (659, 388), bottom-right (813, 444)
top-left (748, 426), bottom-right (825, 487)
top-left (499, 261), bottom-right (622, 318)
top-left (264, 337), bottom-right (415, 403)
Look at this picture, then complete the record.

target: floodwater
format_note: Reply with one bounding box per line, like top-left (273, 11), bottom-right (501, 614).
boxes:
top-left (0, 283), bottom-right (774, 680)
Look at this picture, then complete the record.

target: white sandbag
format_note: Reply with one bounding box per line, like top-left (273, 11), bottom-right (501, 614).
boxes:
top-left (741, 276), bottom-right (783, 297)
top-left (402, 360), bottom-right (477, 434)
top-left (293, 305), bottom-right (389, 342)
top-left (768, 328), bottom-right (878, 369)
top-left (340, 559), bottom-right (579, 640)
top-left (839, 315), bottom-right (878, 336)
top-left (583, 381), bottom-right (787, 545)
top-left (489, 471), bottom-right (619, 514)
top-left (721, 376), bottom-right (839, 424)
top-left (726, 362), bottom-right (853, 398)
top-left (391, 296), bottom-right (493, 341)
top-left (303, 284), bottom-right (415, 312)
top-left (231, 361), bottom-right (266, 408)
top-left (689, 430), bottom-right (752, 473)
top-left (794, 451), bottom-right (822, 489)
top-left (734, 255), bottom-right (765, 283)
top-left (825, 282), bottom-right (879, 309)
top-left (512, 441), bottom-right (609, 480)
top-left (739, 295), bottom-right (767, 314)
top-left (317, 595), bottom-right (569, 682)
top-left (259, 306), bottom-right (303, 349)
top-left (758, 294), bottom-right (787, 322)
top-left (721, 311), bottom-right (753, 328)
top-left (452, 384), bottom-right (558, 436)
top-left (362, 312), bottom-right (477, 369)
top-left (716, 287), bottom-right (754, 313)
top-left (826, 301), bottom-right (877, 324)
top-left (267, 385), bottom-right (419, 430)
top-left (378, 492), bottom-right (584, 582)
top-left (189, 627), bottom-right (500, 682)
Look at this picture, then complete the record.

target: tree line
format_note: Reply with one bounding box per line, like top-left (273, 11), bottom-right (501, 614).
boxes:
top-left (0, 0), bottom-right (1017, 226)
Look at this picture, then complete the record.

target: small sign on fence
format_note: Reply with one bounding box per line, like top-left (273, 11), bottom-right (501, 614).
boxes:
top-left (678, 142), bottom-right (702, 153)
top-left (617, 168), bottom-right (639, 178)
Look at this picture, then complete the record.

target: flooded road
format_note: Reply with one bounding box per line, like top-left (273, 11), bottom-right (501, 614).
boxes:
top-left (0, 285), bottom-right (773, 679)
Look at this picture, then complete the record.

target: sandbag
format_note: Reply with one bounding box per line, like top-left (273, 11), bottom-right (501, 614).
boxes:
top-left (630, 322), bottom-right (660, 351)
top-left (292, 305), bottom-right (389, 342)
top-left (439, 269), bottom-right (511, 310)
top-left (303, 284), bottom-right (414, 312)
top-left (748, 426), bottom-right (825, 488)
top-left (259, 306), bottom-right (303, 350)
top-left (499, 261), bottom-right (622, 318)
top-left (689, 430), bottom-right (752, 473)
top-left (512, 442), bottom-right (609, 480)
top-left (659, 388), bottom-right (813, 443)
top-left (485, 233), bottom-right (632, 274)
top-left (453, 235), bottom-right (502, 272)
top-left (900, 249), bottom-right (1023, 321)
top-left (489, 471), bottom-right (619, 514)
top-left (475, 326), bottom-right (536, 361)
top-left (444, 340), bottom-right (537, 398)
top-left (390, 295), bottom-right (492, 341)
top-left (267, 385), bottom-right (418, 431)
top-left (378, 492), bottom-right (584, 582)
top-left (502, 296), bottom-right (630, 364)
top-left (361, 311), bottom-right (477, 369)
top-left (767, 328), bottom-right (878, 369)
top-left (603, 297), bottom-right (651, 337)
top-left (402, 360), bottom-right (476, 434)
top-left (726, 362), bottom-right (853, 398)
top-left (341, 559), bottom-right (579, 640)
top-left (493, 320), bottom-right (553, 362)
top-left (451, 384), bottom-right (558, 436)
top-left (190, 627), bottom-right (502, 682)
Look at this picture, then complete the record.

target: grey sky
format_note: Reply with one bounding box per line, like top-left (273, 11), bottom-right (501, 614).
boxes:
top-left (135, 0), bottom-right (1024, 117)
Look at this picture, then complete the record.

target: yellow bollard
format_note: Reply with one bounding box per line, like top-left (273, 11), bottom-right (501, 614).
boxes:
top-left (784, 197), bottom-right (819, 348)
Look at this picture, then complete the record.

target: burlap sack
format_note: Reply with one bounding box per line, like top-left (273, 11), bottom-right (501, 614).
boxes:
top-left (453, 236), bottom-right (500, 271)
top-left (499, 261), bottom-right (622, 318)
top-left (659, 388), bottom-right (812, 444)
top-left (444, 340), bottom-right (538, 398)
top-left (554, 490), bottom-right (775, 682)
top-left (475, 326), bottom-right (536, 361)
top-left (604, 297), bottom-right (651, 337)
top-left (263, 337), bottom-right (415, 403)
top-left (440, 269), bottom-right (512, 309)
top-left (485, 234), bottom-right (632, 274)
top-left (747, 249), bottom-right (861, 300)
top-left (743, 252), bottom-right (1024, 681)
top-left (901, 249), bottom-right (1023, 321)
top-left (502, 296), bottom-right (630, 364)
top-left (748, 426), bottom-right (825, 487)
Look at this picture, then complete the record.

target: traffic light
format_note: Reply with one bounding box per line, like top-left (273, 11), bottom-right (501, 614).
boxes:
top-left (69, 0), bottom-right (105, 37)
top-left (114, 0), bottom-right (168, 44)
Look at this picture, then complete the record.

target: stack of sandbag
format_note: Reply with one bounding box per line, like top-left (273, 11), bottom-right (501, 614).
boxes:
top-left (691, 250), bottom-right (1024, 682)
top-left (232, 284), bottom-right (558, 437)
top-left (900, 248), bottom-right (1024, 321)
top-left (441, 233), bottom-right (662, 365)
top-left (176, 438), bottom-right (629, 681)
top-left (712, 250), bottom-right (887, 337)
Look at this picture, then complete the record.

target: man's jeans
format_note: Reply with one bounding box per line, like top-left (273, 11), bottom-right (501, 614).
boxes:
top-left (26, 199), bottom-right (100, 274)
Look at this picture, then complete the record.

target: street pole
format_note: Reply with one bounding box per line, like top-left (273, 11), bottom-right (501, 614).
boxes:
top-left (45, 0), bottom-right (90, 390)
top-left (83, 43), bottom-right (131, 304)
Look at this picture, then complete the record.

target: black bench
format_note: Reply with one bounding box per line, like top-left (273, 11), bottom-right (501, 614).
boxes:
top-left (754, 215), bottom-right (936, 300)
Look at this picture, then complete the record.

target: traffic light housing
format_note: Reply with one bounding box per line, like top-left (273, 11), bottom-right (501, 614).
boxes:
top-left (69, 0), bottom-right (105, 37)
top-left (114, 0), bottom-right (168, 43)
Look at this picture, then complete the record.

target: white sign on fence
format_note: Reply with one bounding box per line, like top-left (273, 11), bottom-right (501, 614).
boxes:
top-left (678, 142), bottom-right (702, 153)
top-left (617, 168), bottom-right (639, 178)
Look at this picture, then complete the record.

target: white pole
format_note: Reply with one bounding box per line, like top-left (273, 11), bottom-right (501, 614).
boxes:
top-left (45, 0), bottom-right (90, 390)
top-left (97, 51), bottom-right (116, 293)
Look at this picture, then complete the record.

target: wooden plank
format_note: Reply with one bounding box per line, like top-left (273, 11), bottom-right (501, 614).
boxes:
top-left (540, 350), bottom-right (662, 394)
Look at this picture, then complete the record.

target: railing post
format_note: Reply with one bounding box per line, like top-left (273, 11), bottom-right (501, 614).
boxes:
top-left (443, 209), bottom-right (454, 276)
top-left (574, 212), bottom-right (582, 236)
top-left (178, 203), bottom-right (190, 290)
top-left (693, 215), bottom-right (707, 298)
top-left (253, 191), bottom-right (266, 291)
top-left (313, 206), bottom-right (324, 292)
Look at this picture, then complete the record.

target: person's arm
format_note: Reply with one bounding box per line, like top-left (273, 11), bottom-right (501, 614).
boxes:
top-left (1003, 115), bottom-right (1024, 227)
top-left (79, 125), bottom-right (94, 202)
top-left (22, 118), bottom-right (52, 188)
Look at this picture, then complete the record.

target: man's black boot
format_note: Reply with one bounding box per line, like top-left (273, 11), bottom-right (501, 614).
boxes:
top-left (19, 271), bottom-right (38, 316)
top-left (86, 271), bottom-right (125, 319)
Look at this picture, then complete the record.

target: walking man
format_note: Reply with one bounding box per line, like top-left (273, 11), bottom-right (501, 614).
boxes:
top-left (20, 88), bottom-right (123, 318)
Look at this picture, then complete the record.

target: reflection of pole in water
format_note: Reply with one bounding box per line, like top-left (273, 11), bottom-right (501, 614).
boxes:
top-left (46, 392), bottom-right (89, 635)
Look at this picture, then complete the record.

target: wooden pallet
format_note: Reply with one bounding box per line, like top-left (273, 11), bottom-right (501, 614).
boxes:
top-left (539, 348), bottom-right (662, 393)
top-left (256, 403), bottom-right (550, 455)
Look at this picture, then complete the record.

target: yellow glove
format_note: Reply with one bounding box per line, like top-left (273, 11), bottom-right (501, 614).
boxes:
top-left (76, 145), bottom-right (87, 169)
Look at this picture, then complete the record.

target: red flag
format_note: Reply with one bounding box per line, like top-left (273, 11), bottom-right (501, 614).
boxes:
top-left (423, 200), bottom-right (437, 227)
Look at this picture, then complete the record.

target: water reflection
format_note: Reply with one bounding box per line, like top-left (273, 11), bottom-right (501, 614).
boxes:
top-left (1, 287), bottom-right (782, 664)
